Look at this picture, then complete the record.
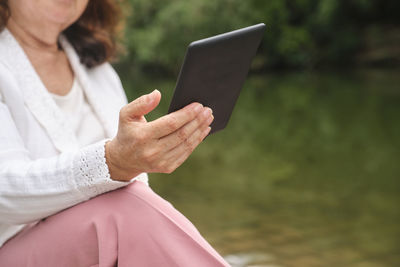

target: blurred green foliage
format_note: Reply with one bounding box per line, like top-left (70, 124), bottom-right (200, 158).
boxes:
top-left (121, 0), bottom-right (400, 73)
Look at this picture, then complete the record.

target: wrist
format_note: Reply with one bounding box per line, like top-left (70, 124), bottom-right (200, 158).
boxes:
top-left (105, 139), bottom-right (140, 182)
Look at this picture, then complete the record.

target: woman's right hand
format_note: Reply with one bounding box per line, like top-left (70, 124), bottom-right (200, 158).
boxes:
top-left (105, 90), bottom-right (214, 182)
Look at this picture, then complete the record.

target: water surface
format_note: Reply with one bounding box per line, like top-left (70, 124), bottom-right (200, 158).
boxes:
top-left (118, 69), bottom-right (400, 267)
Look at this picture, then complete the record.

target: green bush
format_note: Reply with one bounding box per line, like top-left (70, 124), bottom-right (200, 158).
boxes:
top-left (121, 0), bottom-right (399, 72)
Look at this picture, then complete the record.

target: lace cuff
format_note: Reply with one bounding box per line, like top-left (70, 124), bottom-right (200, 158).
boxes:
top-left (72, 140), bottom-right (130, 199)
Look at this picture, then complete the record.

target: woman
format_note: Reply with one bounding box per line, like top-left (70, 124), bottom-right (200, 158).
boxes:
top-left (0, 0), bottom-right (230, 266)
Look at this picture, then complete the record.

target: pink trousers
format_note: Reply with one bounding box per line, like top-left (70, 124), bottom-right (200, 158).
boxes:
top-left (0, 181), bottom-right (230, 267)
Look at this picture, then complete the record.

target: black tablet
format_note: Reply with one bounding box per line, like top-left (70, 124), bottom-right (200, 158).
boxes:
top-left (167, 23), bottom-right (266, 135)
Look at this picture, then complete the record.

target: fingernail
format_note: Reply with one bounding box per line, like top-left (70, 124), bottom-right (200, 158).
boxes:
top-left (149, 89), bottom-right (160, 97)
top-left (147, 90), bottom-right (158, 104)
top-left (203, 108), bottom-right (212, 117)
top-left (207, 114), bottom-right (214, 124)
top-left (194, 104), bottom-right (203, 113)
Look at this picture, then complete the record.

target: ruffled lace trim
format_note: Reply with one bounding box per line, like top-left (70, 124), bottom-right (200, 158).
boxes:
top-left (72, 140), bottom-right (149, 199)
top-left (72, 140), bottom-right (129, 198)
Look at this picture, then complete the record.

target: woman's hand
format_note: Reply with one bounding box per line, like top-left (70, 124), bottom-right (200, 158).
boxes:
top-left (105, 90), bottom-right (214, 182)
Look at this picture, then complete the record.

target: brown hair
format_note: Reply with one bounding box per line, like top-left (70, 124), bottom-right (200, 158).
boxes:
top-left (0, 0), bottom-right (125, 68)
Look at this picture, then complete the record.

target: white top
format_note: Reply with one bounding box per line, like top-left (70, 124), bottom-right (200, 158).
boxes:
top-left (51, 78), bottom-right (107, 147)
top-left (0, 28), bottom-right (148, 247)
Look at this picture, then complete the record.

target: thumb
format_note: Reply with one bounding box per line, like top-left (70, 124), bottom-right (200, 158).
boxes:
top-left (121, 90), bottom-right (161, 121)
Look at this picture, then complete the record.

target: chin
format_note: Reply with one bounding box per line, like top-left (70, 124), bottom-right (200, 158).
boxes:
top-left (56, 0), bottom-right (75, 3)
top-left (43, 1), bottom-right (87, 27)
top-left (43, 9), bottom-right (81, 28)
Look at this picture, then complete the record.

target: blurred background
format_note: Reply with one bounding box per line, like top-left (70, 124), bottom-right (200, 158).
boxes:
top-left (114, 0), bottom-right (400, 266)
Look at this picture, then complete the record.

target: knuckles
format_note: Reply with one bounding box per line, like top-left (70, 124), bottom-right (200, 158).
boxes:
top-left (141, 148), bottom-right (158, 164)
top-left (119, 106), bottom-right (128, 120)
top-left (183, 137), bottom-right (193, 150)
top-left (177, 127), bottom-right (189, 142)
top-left (166, 116), bottom-right (179, 131)
top-left (131, 128), bottom-right (148, 142)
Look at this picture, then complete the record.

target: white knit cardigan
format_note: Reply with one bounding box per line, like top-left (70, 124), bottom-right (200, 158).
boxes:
top-left (0, 28), bottom-right (148, 247)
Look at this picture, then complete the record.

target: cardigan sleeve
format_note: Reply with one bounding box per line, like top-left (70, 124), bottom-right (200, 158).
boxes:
top-left (0, 97), bottom-right (134, 225)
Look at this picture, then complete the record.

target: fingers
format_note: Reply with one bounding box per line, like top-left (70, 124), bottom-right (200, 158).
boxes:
top-left (113, 92), bottom-right (215, 177)
top-left (158, 107), bottom-right (213, 151)
top-left (120, 90), bottom-right (161, 121)
top-left (163, 124), bottom-right (211, 171)
top-left (146, 102), bottom-right (204, 138)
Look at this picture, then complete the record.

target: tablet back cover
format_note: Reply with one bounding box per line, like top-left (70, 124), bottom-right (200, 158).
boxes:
top-left (168, 23), bottom-right (265, 134)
